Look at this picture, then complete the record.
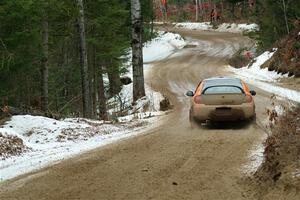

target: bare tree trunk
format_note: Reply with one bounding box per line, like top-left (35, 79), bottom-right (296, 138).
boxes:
top-left (131, 0), bottom-right (145, 102)
top-left (282, 0), bottom-right (290, 34)
top-left (202, 0), bottom-right (207, 21)
top-left (231, 2), bottom-right (235, 20)
top-left (89, 47), bottom-right (95, 118)
top-left (77, 0), bottom-right (91, 118)
top-left (92, 46), bottom-right (97, 118)
top-left (62, 39), bottom-right (69, 101)
top-left (107, 60), bottom-right (121, 97)
top-left (241, 0), bottom-right (248, 18)
top-left (199, 0), bottom-right (203, 19)
top-left (41, 1), bottom-right (49, 115)
top-left (98, 64), bottom-right (107, 120)
top-left (150, 0), bottom-right (154, 37)
top-left (221, 0), bottom-right (224, 17)
top-left (196, 0), bottom-right (199, 22)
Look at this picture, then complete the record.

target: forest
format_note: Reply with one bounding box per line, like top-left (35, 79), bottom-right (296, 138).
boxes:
top-left (0, 0), bottom-right (299, 119)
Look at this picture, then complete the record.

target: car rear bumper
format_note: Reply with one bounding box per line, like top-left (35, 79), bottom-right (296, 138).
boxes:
top-left (191, 103), bottom-right (255, 121)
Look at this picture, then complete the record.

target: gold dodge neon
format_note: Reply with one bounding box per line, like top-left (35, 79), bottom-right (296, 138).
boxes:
top-left (186, 77), bottom-right (256, 127)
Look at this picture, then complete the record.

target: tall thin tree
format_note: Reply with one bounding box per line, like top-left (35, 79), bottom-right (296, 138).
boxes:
top-left (282, 0), bottom-right (290, 34)
top-left (131, 0), bottom-right (146, 102)
top-left (196, 0), bottom-right (199, 21)
top-left (41, 1), bottom-right (49, 115)
top-left (77, 0), bottom-right (91, 117)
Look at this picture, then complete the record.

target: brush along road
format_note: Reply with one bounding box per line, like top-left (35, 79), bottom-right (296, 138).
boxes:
top-left (0, 30), bottom-right (275, 200)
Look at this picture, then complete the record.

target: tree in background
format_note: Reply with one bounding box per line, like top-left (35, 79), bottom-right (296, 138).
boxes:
top-left (0, 0), bottom-right (156, 118)
top-left (256, 0), bottom-right (300, 49)
top-left (0, 1), bottom-right (48, 110)
top-left (131, 0), bottom-right (146, 102)
top-left (41, 1), bottom-right (49, 115)
top-left (195, 0), bottom-right (199, 21)
top-left (77, 0), bottom-right (91, 118)
top-left (225, 0), bottom-right (242, 19)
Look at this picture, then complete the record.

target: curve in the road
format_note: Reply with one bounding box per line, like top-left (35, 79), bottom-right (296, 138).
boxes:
top-left (0, 30), bottom-right (271, 200)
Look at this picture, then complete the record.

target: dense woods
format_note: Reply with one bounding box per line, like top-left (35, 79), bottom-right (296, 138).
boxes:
top-left (0, 0), bottom-right (299, 119)
top-left (0, 0), bottom-right (152, 119)
top-left (256, 0), bottom-right (300, 49)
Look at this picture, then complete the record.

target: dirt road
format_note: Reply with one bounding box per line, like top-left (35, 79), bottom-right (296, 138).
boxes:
top-left (0, 30), bottom-right (272, 200)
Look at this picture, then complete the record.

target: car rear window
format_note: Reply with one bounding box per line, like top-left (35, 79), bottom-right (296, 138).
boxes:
top-left (201, 78), bottom-right (244, 94)
top-left (203, 86), bottom-right (243, 94)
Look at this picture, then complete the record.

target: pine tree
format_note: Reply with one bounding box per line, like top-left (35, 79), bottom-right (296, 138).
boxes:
top-left (77, 0), bottom-right (91, 118)
top-left (41, 0), bottom-right (49, 115)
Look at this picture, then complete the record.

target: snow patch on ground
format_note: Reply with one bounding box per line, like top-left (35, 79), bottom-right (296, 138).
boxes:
top-left (175, 22), bottom-right (259, 33)
top-left (242, 137), bottom-right (266, 175)
top-left (228, 50), bottom-right (300, 103)
top-left (143, 31), bottom-right (186, 62)
top-left (228, 50), bottom-right (285, 82)
top-left (0, 114), bottom-right (165, 181)
top-left (252, 82), bottom-right (300, 103)
top-left (275, 105), bottom-right (286, 116)
top-left (176, 22), bottom-right (212, 31)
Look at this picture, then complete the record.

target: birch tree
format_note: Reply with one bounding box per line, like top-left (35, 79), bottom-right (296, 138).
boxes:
top-left (77, 0), bottom-right (91, 118)
top-left (131, 0), bottom-right (145, 102)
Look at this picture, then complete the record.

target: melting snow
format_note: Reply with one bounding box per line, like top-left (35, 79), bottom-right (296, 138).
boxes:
top-left (175, 22), bottom-right (259, 33)
top-left (228, 50), bottom-right (286, 82)
top-left (0, 114), bottom-right (164, 181)
top-left (242, 137), bottom-right (266, 175)
top-left (228, 50), bottom-right (300, 103)
top-left (143, 31), bottom-right (186, 62)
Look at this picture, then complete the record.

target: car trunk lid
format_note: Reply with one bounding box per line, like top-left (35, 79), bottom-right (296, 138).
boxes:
top-left (200, 94), bottom-right (246, 105)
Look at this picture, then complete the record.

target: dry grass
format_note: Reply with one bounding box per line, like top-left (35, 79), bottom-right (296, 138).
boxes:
top-left (262, 27), bottom-right (300, 77)
top-left (0, 133), bottom-right (30, 159)
top-left (252, 106), bottom-right (300, 198)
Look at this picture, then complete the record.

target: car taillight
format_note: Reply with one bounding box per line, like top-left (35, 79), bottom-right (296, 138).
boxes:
top-left (194, 95), bottom-right (202, 104)
top-left (244, 94), bottom-right (253, 103)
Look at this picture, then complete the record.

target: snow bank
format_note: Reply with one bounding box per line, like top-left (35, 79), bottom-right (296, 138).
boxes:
top-left (143, 31), bottom-right (186, 62)
top-left (247, 81), bottom-right (300, 103)
top-left (175, 22), bottom-right (212, 31)
top-left (228, 50), bottom-right (287, 82)
top-left (0, 114), bottom-right (164, 181)
top-left (3, 115), bottom-right (89, 145)
top-left (217, 23), bottom-right (259, 33)
top-left (242, 137), bottom-right (266, 175)
top-left (228, 50), bottom-right (300, 103)
top-left (175, 22), bottom-right (259, 33)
